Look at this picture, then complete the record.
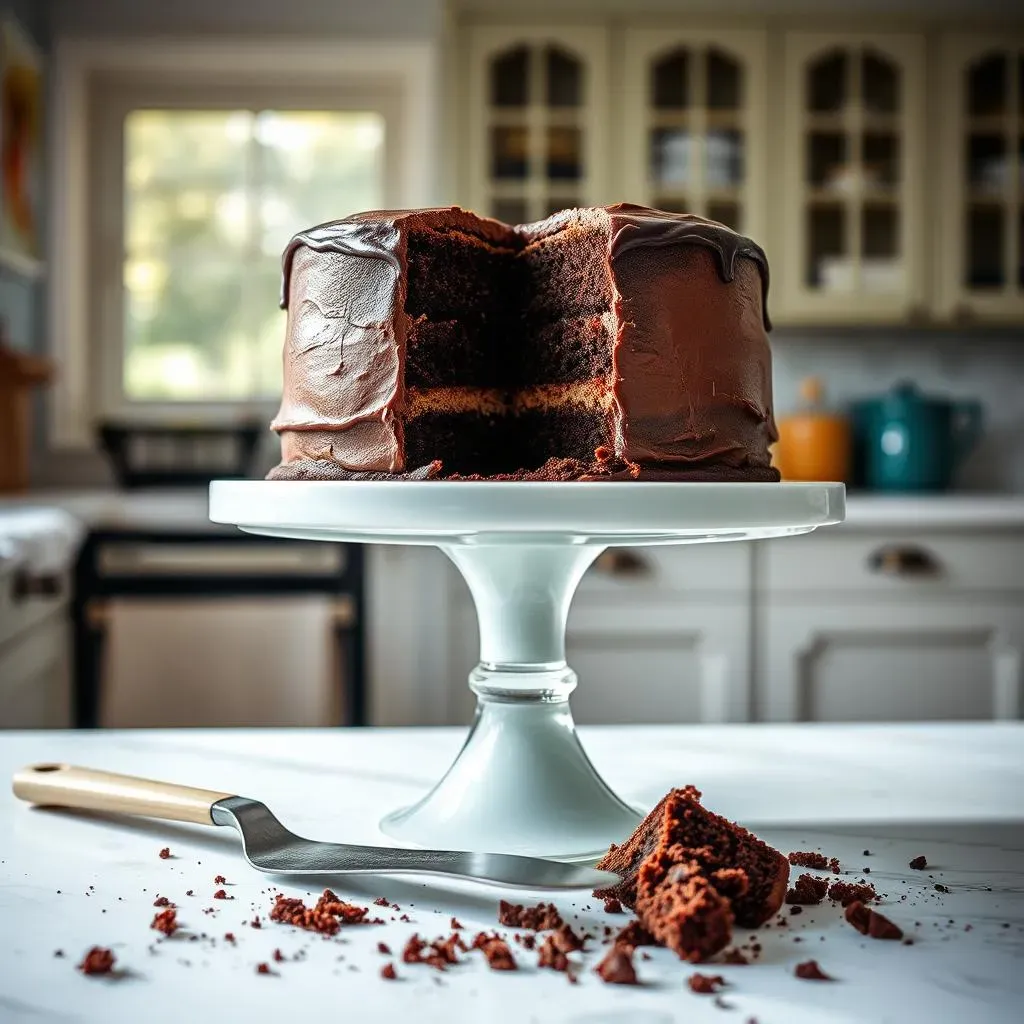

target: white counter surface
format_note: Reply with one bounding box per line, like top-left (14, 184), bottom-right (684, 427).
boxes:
top-left (2, 488), bottom-right (1023, 533)
top-left (1, 724), bottom-right (1022, 1024)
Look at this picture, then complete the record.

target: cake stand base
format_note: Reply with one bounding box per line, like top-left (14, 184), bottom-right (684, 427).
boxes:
top-left (210, 480), bottom-right (845, 860)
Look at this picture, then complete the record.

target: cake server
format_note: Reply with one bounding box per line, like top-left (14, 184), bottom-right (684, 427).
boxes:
top-left (12, 764), bottom-right (618, 891)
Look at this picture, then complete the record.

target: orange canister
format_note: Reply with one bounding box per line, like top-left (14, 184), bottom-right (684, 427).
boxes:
top-left (773, 377), bottom-right (851, 483)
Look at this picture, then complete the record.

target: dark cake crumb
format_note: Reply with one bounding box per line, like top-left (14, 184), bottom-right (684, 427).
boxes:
top-left (159, 847), bottom-right (171, 859)
top-left (54, 950), bottom-right (64, 958)
top-left (250, 916), bottom-right (261, 928)
top-left (603, 897), bottom-right (623, 914)
top-left (186, 890), bottom-right (193, 897)
top-left (790, 905), bottom-right (803, 916)
top-left (935, 883), bottom-right (950, 893)
top-left (788, 851), bottom-right (828, 869)
top-left (224, 933), bottom-right (236, 944)
top-left (450, 916), bottom-right (463, 930)
top-left (78, 947), bottom-right (116, 975)
top-left (256, 962), bottom-right (274, 975)
top-left (381, 963), bottom-right (397, 980)
top-left (829, 858), bottom-right (841, 874)
top-left (153, 896), bottom-right (172, 907)
top-left (272, 949), bottom-right (285, 963)
top-left (595, 946), bottom-right (638, 985)
top-left (909, 855), bottom-right (928, 870)
top-left (151, 908), bottom-right (179, 937)
top-left (845, 902), bottom-right (903, 940)
top-left (214, 875), bottom-right (227, 885)
top-left (688, 972), bottom-right (726, 994)
top-left (374, 897), bottom-right (390, 907)
top-left (828, 881), bottom-right (876, 906)
top-left (722, 948), bottom-right (749, 965)
top-left (213, 889), bottom-right (230, 900)
top-left (795, 959), bottom-right (832, 981)
top-left (613, 920), bottom-right (656, 948)
top-left (498, 900), bottom-right (563, 931)
top-left (786, 874), bottom-right (829, 905)
top-left (477, 936), bottom-right (517, 971)
top-left (377, 942), bottom-right (391, 955)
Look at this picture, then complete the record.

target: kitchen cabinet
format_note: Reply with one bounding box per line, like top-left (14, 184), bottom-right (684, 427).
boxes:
top-left (936, 34), bottom-right (1024, 323)
top-left (777, 32), bottom-right (926, 323)
top-left (755, 531), bottom-right (1024, 722)
top-left (619, 28), bottom-right (767, 240)
top-left (444, 544), bottom-right (754, 726)
top-left (464, 24), bottom-right (609, 222)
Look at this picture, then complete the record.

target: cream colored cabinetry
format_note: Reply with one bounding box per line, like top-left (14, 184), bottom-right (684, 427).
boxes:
top-left (777, 32), bottom-right (927, 323)
top-left (936, 35), bottom-right (1024, 324)
top-left (620, 28), bottom-right (767, 241)
top-left (464, 25), bottom-right (609, 221)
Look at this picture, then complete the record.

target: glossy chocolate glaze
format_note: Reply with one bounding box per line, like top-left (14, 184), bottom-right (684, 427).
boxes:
top-left (270, 205), bottom-right (777, 479)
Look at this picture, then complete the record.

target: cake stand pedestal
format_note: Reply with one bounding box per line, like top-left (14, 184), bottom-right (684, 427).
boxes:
top-left (210, 480), bottom-right (844, 860)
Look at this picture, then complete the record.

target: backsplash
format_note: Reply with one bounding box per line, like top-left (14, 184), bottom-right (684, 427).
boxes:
top-left (773, 332), bottom-right (1024, 493)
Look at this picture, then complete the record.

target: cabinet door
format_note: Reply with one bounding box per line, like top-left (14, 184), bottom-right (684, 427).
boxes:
top-left (778, 32), bottom-right (926, 323)
top-left (465, 25), bottom-right (608, 222)
top-left (757, 602), bottom-right (1024, 722)
top-left (620, 28), bottom-right (767, 240)
top-left (936, 35), bottom-right (1024, 323)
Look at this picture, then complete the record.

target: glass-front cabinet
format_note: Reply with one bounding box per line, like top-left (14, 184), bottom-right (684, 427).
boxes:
top-left (778, 33), bottom-right (926, 323)
top-left (465, 26), bottom-right (608, 222)
top-left (621, 30), bottom-right (767, 240)
top-left (937, 35), bottom-right (1024, 322)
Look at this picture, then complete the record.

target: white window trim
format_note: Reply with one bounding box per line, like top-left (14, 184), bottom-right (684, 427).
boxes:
top-left (48, 36), bottom-right (438, 450)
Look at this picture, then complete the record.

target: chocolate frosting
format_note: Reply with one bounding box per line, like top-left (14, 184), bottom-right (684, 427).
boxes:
top-left (270, 204), bottom-right (776, 478)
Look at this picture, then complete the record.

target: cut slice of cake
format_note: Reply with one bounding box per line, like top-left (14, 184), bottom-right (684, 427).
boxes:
top-left (269, 204), bottom-right (778, 482)
top-left (594, 785), bottom-right (789, 959)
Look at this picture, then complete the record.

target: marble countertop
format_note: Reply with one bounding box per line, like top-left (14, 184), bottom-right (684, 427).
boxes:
top-left (1, 724), bottom-right (1022, 1024)
top-left (2, 488), bottom-right (1023, 533)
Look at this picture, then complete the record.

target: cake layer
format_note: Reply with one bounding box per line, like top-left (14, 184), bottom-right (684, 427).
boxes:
top-left (405, 411), bottom-right (508, 477)
top-left (406, 317), bottom-right (498, 389)
top-left (518, 313), bottom-right (615, 386)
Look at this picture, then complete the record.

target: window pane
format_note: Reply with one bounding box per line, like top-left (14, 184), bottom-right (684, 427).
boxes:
top-left (652, 49), bottom-right (688, 109)
top-left (545, 46), bottom-right (581, 107)
top-left (808, 51), bottom-right (846, 113)
top-left (650, 127), bottom-right (691, 185)
top-left (968, 53), bottom-right (1006, 117)
top-left (122, 109), bottom-right (385, 402)
top-left (491, 46), bottom-right (529, 107)
top-left (862, 51), bottom-right (899, 114)
top-left (707, 49), bottom-right (742, 111)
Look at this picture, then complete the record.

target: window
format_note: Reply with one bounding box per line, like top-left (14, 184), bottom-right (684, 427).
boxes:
top-left (122, 109), bottom-right (384, 401)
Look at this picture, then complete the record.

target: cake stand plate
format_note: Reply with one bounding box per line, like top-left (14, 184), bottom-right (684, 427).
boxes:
top-left (210, 481), bottom-right (845, 860)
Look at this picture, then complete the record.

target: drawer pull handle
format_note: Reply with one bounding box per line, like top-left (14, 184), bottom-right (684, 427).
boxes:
top-left (867, 545), bottom-right (941, 577)
top-left (13, 571), bottom-right (62, 601)
top-left (594, 550), bottom-right (651, 578)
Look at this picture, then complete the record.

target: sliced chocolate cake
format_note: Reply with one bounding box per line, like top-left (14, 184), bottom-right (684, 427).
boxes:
top-left (269, 204), bottom-right (778, 481)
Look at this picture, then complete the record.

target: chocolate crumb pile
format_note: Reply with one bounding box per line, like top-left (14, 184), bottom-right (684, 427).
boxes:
top-left (828, 881), bottom-right (877, 907)
top-left (78, 947), bottom-right (116, 976)
top-left (473, 933), bottom-right (517, 971)
top-left (909, 855), bottom-right (928, 870)
top-left (845, 901), bottom-right (903, 940)
top-left (269, 889), bottom-right (375, 936)
top-left (403, 931), bottom-right (468, 971)
top-left (594, 786), bottom-right (789, 962)
top-left (498, 900), bottom-right (564, 931)
top-left (786, 874), bottom-right (829, 906)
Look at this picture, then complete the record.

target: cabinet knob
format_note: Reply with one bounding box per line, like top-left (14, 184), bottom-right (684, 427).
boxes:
top-left (867, 545), bottom-right (941, 577)
top-left (12, 571), bottom-right (62, 601)
top-left (593, 549), bottom-right (652, 578)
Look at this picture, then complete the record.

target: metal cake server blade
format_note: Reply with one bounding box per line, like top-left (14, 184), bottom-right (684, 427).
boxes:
top-left (12, 764), bottom-right (618, 891)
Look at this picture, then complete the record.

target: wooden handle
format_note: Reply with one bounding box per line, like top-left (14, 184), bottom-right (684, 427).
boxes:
top-left (12, 764), bottom-right (234, 826)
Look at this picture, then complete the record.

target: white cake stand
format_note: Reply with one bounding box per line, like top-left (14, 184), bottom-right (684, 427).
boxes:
top-left (210, 480), bottom-right (844, 860)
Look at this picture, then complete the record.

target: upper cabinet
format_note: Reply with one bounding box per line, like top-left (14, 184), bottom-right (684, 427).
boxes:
top-left (465, 26), bottom-right (609, 222)
top-left (777, 33), bottom-right (926, 323)
top-left (620, 29), bottom-right (767, 241)
top-left (937, 35), bottom-right (1024, 324)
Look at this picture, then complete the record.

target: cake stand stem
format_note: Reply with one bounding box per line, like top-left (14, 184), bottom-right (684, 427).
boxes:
top-left (378, 539), bottom-right (642, 860)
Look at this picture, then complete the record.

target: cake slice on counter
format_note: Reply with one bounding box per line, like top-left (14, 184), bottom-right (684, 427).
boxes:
top-left (595, 786), bottom-right (789, 961)
top-left (268, 204), bottom-right (778, 482)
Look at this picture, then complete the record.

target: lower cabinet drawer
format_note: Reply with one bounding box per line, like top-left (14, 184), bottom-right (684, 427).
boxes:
top-left (0, 613), bottom-right (70, 729)
top-left (760, 531), bottom-right (1024, 597)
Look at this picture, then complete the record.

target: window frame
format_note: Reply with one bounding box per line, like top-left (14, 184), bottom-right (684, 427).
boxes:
top-left (49, 36), bottom-right (437, 450)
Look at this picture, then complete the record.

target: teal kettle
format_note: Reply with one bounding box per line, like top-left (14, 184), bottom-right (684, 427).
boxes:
top-left (851, 383), bottom-right (983, 492)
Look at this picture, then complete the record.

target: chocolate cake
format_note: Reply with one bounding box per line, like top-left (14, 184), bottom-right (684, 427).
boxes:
top-left (268, 204), bottom-right (778, 481)
top-left (594, 786), bottom-right (789, 961)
